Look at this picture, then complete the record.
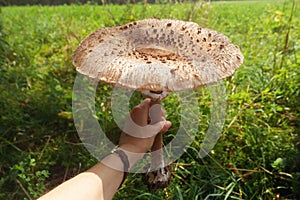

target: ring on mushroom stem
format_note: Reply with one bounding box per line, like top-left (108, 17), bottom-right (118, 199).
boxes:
top-left (150, 90), bottom-right (163, 94)
top-left (142, 90), bottom-right (169, 102)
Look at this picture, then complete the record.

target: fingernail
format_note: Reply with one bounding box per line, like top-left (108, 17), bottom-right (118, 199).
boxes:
top-left (166, 121), bottom-right (172, 128)
top-left (142, 98), bottom-right (151, 105)
top-left (138, 98), bottom-right (150, 108)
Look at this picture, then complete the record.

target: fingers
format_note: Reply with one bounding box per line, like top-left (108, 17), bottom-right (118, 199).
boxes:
top-left (131, 98), bottom-right (151, 126)
top-left (124, 98), bottom-right (172, 138)
top-left (132, 98), bottom-right (164, 125)
top-left (136, 98), bottom-right (151, 109)
top-left (157, 119), bottom-right (172, 133)
top-left (160, 118), bottom-right (172, 133)
top-left (122, 116), bottom-right (172, 138)
top-left (149, 117), bottom-right (172, 135)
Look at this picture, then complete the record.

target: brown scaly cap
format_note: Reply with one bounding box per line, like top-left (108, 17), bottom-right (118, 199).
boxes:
top-left (72, 18), bottom-right (243, 92)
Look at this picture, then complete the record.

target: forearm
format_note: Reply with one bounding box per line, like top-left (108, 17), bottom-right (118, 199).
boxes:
top-left (38, 147), bottom-right (143, 200)
top-left (38, 161), bottom-right (123, 200)
top-left (87, 161), bottom-right (124, 200)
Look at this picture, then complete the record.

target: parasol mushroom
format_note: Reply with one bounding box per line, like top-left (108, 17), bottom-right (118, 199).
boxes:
top-left (72, 18), bottom-right (243, 191)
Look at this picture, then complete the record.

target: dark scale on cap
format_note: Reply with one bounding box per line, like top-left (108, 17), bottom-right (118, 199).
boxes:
top-left (193, 74), bottom-right (201, 79)
top-left (170, 68), bottom-right (176, 74)
top-left (197, 28), bottom-right (202, 34)
top-left (167, 23), bottom-right (172, 27)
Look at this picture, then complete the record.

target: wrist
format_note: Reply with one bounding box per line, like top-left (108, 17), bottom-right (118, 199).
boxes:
top-left (118, 145), bottom-right (145, 169)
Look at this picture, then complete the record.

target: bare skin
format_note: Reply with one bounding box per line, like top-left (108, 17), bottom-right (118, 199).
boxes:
top-left (38, 98), bottom-right (172, 200)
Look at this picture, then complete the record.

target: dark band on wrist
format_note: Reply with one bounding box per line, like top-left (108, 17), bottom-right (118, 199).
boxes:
top-left (113, 149), bottom-right (129, 188)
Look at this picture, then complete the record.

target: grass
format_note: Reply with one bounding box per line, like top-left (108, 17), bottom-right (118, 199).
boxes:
top-left (1, 0), bottom-right (299, 199)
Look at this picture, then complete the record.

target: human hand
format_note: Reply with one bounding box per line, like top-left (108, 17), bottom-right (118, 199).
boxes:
top-left (119, 98), bottom-right (172, 154)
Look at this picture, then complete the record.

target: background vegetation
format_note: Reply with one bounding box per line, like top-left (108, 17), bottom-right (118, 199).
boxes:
top-left (0, 0), bottom-right (207, 6)
top-left (0, 0), bottom-right (255, 6)
top-left (1, 0), bottom-right (299, 199)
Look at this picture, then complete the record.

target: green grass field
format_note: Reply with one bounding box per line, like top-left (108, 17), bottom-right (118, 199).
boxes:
top-left (1, 0), bottom-right (299, 199)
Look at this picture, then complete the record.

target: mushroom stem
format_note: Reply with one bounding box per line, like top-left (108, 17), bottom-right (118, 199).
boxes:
top-left (149, 99), bottom-right (164, 170)
top-left (141, 90), bottom-right (171, 191)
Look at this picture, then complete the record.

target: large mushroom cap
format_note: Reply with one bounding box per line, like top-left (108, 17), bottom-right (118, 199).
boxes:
top-left (72, 18), bottom-right (243, 92)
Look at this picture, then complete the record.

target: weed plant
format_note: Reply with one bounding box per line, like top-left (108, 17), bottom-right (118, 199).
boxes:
top-left (0, 1), bottom-right (299, 199)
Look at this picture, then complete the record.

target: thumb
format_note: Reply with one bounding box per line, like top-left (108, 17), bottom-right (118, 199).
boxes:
top-left (151, 120), bottom-right (172, 135)
top-left (160, 120), bottom-right (172, 133)
top-left (136, 98), bottom-right (151, 110)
